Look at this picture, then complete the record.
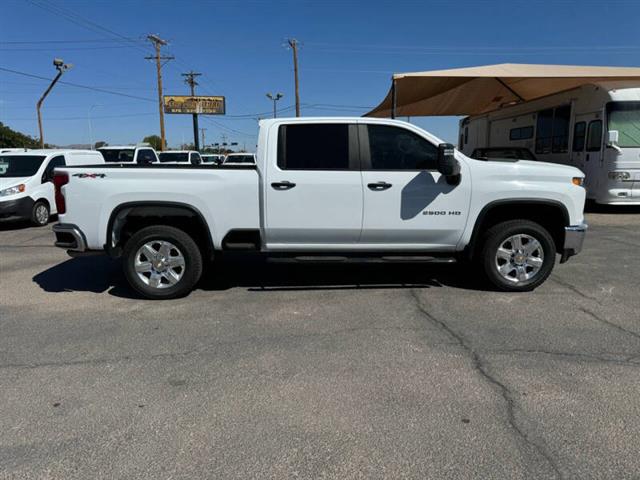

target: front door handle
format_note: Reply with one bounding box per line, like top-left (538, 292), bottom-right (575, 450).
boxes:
top-left (367, 181), bottom-right (392, 191)
top-left (271, 181), bottom-right (296, 190)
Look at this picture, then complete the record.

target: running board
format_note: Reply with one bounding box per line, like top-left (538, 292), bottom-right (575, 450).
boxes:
top-left (267, 255), bottom-right (457, 264)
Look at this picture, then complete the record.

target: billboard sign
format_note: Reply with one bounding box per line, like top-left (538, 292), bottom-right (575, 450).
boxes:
top-left (163, 95), bottom-right (225, 114)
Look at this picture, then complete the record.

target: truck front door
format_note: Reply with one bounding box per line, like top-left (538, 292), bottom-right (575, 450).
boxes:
top-left (358, 123), bottom-right (471, 249)
top-left (264, 122), bottom-right (363, 248)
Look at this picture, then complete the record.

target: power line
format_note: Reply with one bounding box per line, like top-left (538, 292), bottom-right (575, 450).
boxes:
top-left (0, 38), bottom-right (146, 45)
top-left (0, 67), bottom-right (156, 102)
top-left (25, 0), bottom-right (154, 56)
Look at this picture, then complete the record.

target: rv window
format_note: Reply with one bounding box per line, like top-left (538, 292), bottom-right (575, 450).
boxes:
top-left (607, 101), bottom-right (640, 148)
top-left (586, 120), bottom-right (603, 152)
top-left (551, 105), bottom-right (570, 153)
top-left (535, 109), bottom-right (554, 154)
top-left (464, 127), bottom-right (468, 145)
top-left (572, 122), bottom-right (586, 152)
top-left (509, 126), bottom-right (534, 141)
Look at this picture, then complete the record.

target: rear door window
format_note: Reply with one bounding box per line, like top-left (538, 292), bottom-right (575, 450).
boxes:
top-left (277, 124), bottom-right (351, 170)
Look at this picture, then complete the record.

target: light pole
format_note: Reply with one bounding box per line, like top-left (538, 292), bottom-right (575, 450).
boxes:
top-left (87, 104), bottom-right (102, 149)
top-left (266, 92), bottom-right (283, 118)
top-left (37, 58), bottom-right (72, 148)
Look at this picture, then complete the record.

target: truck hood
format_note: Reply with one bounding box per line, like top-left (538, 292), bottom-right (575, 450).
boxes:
top-left (483, 158), bottom-right (584, 178)
top-left (0, 177), bottom-right (30, 190)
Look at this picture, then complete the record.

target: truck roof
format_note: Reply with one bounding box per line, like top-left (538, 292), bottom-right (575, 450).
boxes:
top-left (1, 149), bottom-right (100, 156)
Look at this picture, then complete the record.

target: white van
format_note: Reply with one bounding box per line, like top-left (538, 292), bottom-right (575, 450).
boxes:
top-left (0, 149), bottom-right (104, 225)
top-left (459, 81), bottom-right (640, 204)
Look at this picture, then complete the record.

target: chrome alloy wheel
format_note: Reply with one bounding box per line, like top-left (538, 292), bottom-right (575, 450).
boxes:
top-left (35, 204), bottom-right (49, 225)
top-left (494, 234), bottom-right (544, 284)
top-left (134, 240), bottom-right (185, 289)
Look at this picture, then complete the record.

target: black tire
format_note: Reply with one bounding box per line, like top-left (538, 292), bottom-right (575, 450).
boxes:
top-left (123, 225), bottom-right (203, 300)
top-left (479, 219), bottom-right (556, 292)
top-left (31, 201), bottom-right (50, 226)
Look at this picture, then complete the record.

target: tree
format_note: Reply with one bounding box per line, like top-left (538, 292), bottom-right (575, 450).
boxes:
top-left (143, 135), bottom-right (162, 151)
top-left (0, 122), bottom-right (42, 148)
top-left (94, 141), bottom-right (107, 149)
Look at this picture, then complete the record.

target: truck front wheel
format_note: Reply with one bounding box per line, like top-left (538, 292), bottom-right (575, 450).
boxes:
top-left (479, 220), bottom-right (556, 292)
top-left (123, 225), bottom-right (203, 300)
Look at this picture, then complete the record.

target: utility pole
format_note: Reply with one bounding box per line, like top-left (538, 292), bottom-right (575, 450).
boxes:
top-left (145, 34), bottom-right (173, 152)
top-left (266, 92), bottom-right (283, 118)
top-left (37, 58), bottom-right (72, 148)
top-left (286, 38), bottom-right (301, 117)
top-left (182, 70), bottom-right (202, 151)
top-left (200, 128), bottom-right (207, 150)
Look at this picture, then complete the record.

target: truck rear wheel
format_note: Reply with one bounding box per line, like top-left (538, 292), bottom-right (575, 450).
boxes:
top-left (479, 220), bottom-right (555, 292)
top-left (123, 225), bottom-right (203, 300)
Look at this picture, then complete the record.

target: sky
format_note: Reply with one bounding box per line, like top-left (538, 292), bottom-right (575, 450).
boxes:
top-left (2, 0), bottom-right (640, 149)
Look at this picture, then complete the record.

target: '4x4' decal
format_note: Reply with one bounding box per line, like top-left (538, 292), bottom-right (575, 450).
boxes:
top-left (72, 173), bottom-right (106, 178)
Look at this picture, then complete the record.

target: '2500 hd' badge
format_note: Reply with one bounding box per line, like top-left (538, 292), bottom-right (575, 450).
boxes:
top-left (72, 173), bottom-right (106, 178)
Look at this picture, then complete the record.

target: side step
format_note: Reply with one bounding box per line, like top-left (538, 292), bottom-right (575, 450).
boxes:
top-left (267, 255), bottom-right (456, 264)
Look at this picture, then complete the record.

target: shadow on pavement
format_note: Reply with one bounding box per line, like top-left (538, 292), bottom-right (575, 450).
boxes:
top-left (33, 254), bottom-right (485, 299)
top-left (0, 219), bottom-right (35, 231)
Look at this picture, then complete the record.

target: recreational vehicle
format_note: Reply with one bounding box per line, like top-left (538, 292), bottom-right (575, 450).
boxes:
top-left (459, 82), bottom-right (640, 204)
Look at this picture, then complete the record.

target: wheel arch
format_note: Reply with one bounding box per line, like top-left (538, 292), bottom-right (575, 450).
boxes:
top-left (466, 199), bottom-right (570, 260)
top-left (105, 201), bottom-right (215, 259)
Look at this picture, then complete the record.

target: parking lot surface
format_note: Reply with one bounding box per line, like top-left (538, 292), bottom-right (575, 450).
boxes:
top-left (1, 209), bottom-right (640, 479)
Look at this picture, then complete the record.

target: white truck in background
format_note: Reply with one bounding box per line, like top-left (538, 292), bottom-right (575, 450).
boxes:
top-left (98, 144), bottom-right (159, 164)
top-left (53, 118), bottom-right (587, 299)
top-left (459, 81), bottom-right (640, 204)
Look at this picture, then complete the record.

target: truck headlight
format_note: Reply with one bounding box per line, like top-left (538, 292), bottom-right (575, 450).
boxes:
top-left (0, 184), bottom-right (25, 197)
top-left (608, 171), bottom-right (631, 181)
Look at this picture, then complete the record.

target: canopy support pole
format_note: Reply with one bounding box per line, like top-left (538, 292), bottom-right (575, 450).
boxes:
top-left (391, 77), bottom-right (397, 119)
top-left (495, 78), bottom-right (525, 102)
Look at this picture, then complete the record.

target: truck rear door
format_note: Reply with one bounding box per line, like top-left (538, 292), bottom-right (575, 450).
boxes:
top-left (264, 122), bottom-right (363, 247)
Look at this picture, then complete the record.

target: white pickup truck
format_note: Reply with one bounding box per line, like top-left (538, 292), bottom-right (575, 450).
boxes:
top-left (52, 118), bottom-right (587, 299)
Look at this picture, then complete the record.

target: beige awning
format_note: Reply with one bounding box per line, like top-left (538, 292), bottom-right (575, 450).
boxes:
top-left (366, 63), bottom-right (640, 117)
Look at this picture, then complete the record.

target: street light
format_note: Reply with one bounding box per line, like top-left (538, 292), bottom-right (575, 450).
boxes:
top-left (37, 58), bottom-right (72, 148)
top-left (266, 92), bottom-right (283, 118)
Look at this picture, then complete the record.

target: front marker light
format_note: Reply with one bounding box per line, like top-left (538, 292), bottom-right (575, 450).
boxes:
top-left (608, 171), bottom-right (631, 181)
top-left (572, 177), bottom-right (584, 186)
top-left (0, 184), bottom-right (25, 197)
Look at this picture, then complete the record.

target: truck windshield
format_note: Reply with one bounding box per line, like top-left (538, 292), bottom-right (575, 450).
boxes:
top-left (607, 102), bottom-right (640, 147)
top-left (159, 152), bottom-right (189, 163)
top-left (99, 148), bottom-right (135, 162)
top-left (0, 155), bottom-right (46, 177)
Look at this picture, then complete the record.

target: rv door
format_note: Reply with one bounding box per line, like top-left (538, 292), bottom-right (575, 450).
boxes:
top-left (571, 112), bottom-right (603, 197)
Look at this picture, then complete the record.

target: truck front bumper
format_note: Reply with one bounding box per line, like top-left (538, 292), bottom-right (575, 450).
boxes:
top-left (52, 223), bottom-right (89, 255)
top-left (0, 197), bottom-right (34, 220)
top-left (560, 223), bottom-right (588, 263)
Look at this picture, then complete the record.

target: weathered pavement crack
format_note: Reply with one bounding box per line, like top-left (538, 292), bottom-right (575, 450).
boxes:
top-left (410, 289), bottom-right (564, 480)
top-left (552, 276), bottom-right (640, 343)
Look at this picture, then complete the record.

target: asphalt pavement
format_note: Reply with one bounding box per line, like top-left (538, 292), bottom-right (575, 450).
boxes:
top-left (1, 208), bottom-right (639, 479)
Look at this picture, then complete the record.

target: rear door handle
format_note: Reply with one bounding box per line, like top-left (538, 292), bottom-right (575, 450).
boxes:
top-left (271, 181), bottom-right (296, 190)
top-left (367, 181), bottom-right (392, 191)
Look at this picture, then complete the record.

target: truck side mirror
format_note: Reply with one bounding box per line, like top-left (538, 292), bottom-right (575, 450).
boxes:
top-left (437, 143), bottom-right (461, 182)
top-left (607, 130), bottom-right (619, 146)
